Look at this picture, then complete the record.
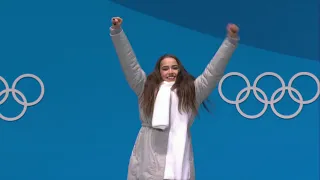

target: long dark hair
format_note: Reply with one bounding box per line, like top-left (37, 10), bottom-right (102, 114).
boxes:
top-left (140, 54), bottom-right (211, 117)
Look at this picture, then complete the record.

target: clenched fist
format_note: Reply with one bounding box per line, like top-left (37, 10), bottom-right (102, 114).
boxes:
top-left (227, 24), bottom-right (239, 38)
top-left (111, 17), bottom-right (123, 29)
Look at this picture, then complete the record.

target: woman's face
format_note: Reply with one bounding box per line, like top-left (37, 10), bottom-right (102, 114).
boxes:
top-left (160, 57), bottom-right (179, 82)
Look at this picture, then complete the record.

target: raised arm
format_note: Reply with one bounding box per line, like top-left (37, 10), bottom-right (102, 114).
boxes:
top-left (110, 17), bottom-right (146, 97)
top-left (194, 24), bottom-right (240, 104)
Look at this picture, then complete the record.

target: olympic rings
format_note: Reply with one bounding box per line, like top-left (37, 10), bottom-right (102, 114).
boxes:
top-left (0, 74), bottom-right (45, 121)
top-left (218, 72), bottom-right (319, 119)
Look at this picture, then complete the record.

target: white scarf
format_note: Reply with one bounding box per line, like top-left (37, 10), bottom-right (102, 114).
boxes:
top-left (151, 81), bottom-right (174, 129)
top-left (152, 81), bottom-right (190, 180)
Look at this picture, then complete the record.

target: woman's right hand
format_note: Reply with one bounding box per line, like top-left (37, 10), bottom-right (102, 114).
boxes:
top-left (111, 17), bottom-right (123, 29)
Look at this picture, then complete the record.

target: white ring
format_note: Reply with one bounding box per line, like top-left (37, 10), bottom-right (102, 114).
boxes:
top-left (252, 72), bottom-right (286, 104)
top-left (11, 74), bottom-right (45, 106)
top-left (270, 87), bottom-right (303, 119)
top-left (287, 72), bottom-right (320, 104)
top-left (0, 76), bottom-right (10, 105)
top-left (235, 87), bottom-right (269, 119)
top-left (0, 89), bottom-right (28, 121)
top-left (218, 72), bottom-right (251, 104)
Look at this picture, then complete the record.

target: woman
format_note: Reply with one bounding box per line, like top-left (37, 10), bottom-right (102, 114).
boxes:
top-left (110, 17), bottom-right (239, 180)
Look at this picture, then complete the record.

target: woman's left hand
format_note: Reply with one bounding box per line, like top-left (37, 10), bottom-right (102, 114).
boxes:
top-left (227, 23), bottom-right (239, 38)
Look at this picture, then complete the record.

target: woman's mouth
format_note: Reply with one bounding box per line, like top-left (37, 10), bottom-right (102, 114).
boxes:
top-left (167, 76), bottom-right (176, 81)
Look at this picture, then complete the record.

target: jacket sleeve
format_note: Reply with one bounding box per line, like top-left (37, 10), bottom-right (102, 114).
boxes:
top-left (110, 27), bottom-right (147, 97)
top-left (194, 37), bottom-right (239, 104)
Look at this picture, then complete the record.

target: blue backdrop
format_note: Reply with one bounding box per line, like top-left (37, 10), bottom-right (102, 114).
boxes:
top-left (0, 0), bottom-right (319, 179)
